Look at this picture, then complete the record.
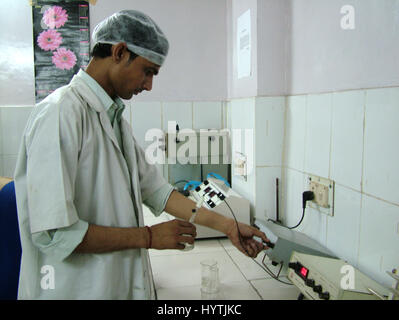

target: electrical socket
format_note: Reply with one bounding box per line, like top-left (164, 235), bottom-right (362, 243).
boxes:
top-left (307, 174), bottom-right (335, 216)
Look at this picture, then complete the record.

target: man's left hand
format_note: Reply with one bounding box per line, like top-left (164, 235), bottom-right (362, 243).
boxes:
top-left (225, 220), bottom-right (270, 258)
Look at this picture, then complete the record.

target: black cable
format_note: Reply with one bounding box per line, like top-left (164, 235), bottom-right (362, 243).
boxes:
top-left (223, 199), bottom-right (293, 286)
top-left (284, 191), bottom-right (314, 230)
top-left (261, 253), bottom-right (293, 286)
top-left (223, 200), bottom-right (250, 258)
top-left (287, 207), bottom-right (306, 230)
top-left (221, 191), bottom-right (314, 283)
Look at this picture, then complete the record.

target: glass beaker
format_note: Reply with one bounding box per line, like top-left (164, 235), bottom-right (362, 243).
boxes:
top-left (200, 259), bottom-right (219, 294)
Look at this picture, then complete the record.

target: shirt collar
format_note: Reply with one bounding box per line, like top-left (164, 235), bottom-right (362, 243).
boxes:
top-left (77, 69), bottom-right (125, 122)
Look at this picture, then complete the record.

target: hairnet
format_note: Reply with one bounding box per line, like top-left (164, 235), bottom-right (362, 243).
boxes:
top-left (92, 10), bottom-right (169, 66)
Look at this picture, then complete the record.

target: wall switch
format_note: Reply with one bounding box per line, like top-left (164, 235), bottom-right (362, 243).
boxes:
top-left (308, 174), bottom-right (335, 216)
top-left (234, 151), bottom-right (247, 181)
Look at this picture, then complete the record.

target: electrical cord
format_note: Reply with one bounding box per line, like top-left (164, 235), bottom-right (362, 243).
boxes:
top-left (223, 199), bottom-right (293, 286)
top-left (261, 253), bottom-right (293, 286)
top-left (220, 190), bottom-right (314, 284)
top-left (287, 207), bottom-right (306, 230)
top-left (281, 191), bottom-right (315, 230)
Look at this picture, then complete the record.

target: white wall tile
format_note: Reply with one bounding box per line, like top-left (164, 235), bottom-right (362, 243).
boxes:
top-left (230, 98), bottom-right (255, 130)
top-left (363, 87), bottom-right (399, 205)
top-left (131, 101), bottom-right (162, 149)
top-left (0, 156), bottom-right (3, 177)
top-left (231, 172), bottom-right (256, 220)
top-left (281, 168), bottom-right (306, 229)
top-left (230, 98), bottom-right (256, 214)
top-left (284, 95), bottom-right (307, 171)
top-left (193, 101), bottom-right (222, 130)
top-left (1, 106), bottom-right (32, 155)
top-left (330, 91), bottom-right (365, 191)
top-left (255, 166), bottom-right (282, 221)
top-left (255, 97), bottom-right (285, 166)
top-left (230, 98), bottom-right (255, 173)
top-left (326, 184), bottom-right (361, 267)
top-left (225, 101), bottom-right (232, 131)
top-left (163, 102), bottom-right (193, 132)
top-left (304, 93), bottom-right (332, 178)
top-left (358, 194), bottom-right (399, 287)
top-left (281, 168), bottom-right (327, 245)
top-left (222, 101), bottom-right (228, 129)
top-left (298, 206), bottom-right (328, 247)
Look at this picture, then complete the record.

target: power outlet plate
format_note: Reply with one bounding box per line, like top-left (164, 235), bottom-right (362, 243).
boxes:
top-left (307, 175), bottom-right (335, 216)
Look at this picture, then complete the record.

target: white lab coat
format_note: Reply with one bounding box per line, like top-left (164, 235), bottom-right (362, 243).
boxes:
top-left (14, 72), bottom-right (171, 299)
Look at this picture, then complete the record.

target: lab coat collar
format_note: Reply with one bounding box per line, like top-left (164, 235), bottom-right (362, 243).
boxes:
top-left (77, 69), bottom-right (126, 125)
top-left (70, 71), bottom-right (104, 113)
top-left (69, 73), bottom-right (123, 154)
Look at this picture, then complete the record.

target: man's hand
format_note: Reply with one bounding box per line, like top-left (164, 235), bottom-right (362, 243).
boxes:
top-left (150, 219), bottom-right (197, 250)
top-left (225, 220), bottom-right (270, 258)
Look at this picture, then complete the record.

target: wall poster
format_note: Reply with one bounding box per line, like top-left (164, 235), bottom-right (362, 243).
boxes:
top-left (237, 9), bottom-right (251, 79)
top-left (32, 1), bottom-right (90, 103)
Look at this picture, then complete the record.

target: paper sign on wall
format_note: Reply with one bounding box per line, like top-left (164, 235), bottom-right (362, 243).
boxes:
top-left (237, 9), bottom-right (251, 79)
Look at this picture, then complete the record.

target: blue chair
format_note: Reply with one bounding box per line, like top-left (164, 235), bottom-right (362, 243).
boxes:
top-left (0, 181), bottom-right (22, 300)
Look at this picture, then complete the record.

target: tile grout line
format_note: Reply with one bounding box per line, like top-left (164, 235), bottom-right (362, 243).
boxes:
top-left (217, 239), bottom-right (264, 300)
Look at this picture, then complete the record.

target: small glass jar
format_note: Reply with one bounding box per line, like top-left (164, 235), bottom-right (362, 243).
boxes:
top-left (200, 259), bottom-right (219, 294)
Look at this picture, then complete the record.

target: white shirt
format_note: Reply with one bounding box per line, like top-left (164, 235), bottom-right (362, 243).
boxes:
top-left (14, 70), bottom-right (174, 299)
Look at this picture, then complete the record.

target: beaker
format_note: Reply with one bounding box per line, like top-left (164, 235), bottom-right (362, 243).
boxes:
top-left (200, 259), bottom-right (219, 294)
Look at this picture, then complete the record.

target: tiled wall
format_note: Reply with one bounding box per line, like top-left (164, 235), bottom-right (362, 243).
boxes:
top-left (0, 100), bottom-right (227, 178)
top-left (228, 87), bottom-right (399, 287)
top-left (0, 106), bottom-right (33, 178)
top-left (2, 88), bottom-right (398, 288)
top-left (131, 101), bottom-right (227, 150)
top-left (281, 87), bottom-right (399, 287)
top-left (229, 97), bottom-right (285, 224)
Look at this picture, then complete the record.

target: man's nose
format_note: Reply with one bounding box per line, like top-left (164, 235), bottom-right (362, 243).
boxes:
top-left (143, 76), bottom-right (153, 91)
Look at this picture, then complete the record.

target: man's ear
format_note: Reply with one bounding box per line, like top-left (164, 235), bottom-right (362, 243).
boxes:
top-left (111, 42), bottom-right (128, 63)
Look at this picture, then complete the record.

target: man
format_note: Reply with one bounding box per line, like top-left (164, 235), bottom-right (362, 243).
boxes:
top-left (14, 10), bottom-right (269, 300)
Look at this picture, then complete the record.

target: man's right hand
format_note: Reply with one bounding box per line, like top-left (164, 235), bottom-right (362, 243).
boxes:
top-left (149, 219), bottom-right (197, 250)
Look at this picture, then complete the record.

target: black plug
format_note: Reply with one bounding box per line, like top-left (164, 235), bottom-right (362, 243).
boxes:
top-left (264, 241), bottom-right (275, 249)
top-left (302, 191), bottom-right (315, 209)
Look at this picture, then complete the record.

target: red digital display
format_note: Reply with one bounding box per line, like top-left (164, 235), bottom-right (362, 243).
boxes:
top-left (300, 267), bottom-right (308, 278)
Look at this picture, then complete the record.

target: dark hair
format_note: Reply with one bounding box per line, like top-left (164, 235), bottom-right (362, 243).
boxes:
top-left (91, 43), bottom-right (138, 63)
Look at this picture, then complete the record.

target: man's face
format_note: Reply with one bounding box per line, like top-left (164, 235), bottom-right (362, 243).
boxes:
top-left (110, 49), bottom-right (160, 100)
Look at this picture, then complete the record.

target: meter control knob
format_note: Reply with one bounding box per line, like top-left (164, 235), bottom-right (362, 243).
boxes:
top-left (319, 292), bottom-right (330, 300)
top-left (305, 279), bottom-right (315, 287)
top-left (313, 285), bottom-right (322, 294)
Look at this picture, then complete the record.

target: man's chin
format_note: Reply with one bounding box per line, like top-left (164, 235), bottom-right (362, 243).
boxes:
top-left (121, 92), bottom-right (134, 100)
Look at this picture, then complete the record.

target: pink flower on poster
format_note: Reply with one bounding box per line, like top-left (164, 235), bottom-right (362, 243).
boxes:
top-left (37, 29), bottom-right (63, 51)
top-left (52, 48), bottom-right (77, 70)
top-left (43, 6), bottom-right (68, 29)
